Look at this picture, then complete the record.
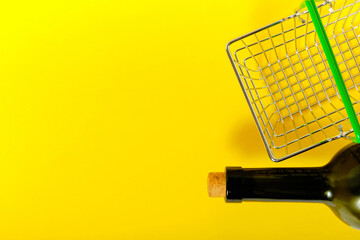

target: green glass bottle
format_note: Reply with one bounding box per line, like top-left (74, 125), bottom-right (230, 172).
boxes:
top-left (208, 143), bottom-right (360, 230)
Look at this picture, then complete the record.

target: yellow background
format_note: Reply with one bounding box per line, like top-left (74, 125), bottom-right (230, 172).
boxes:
top-left (0, 0), bottom-right (359, 239)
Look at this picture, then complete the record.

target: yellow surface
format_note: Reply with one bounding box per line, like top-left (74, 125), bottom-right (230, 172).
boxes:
top-left (0, 0), bottom-right (359, 239)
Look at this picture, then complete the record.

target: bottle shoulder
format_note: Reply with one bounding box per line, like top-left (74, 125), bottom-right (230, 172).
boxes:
top-left (325, 144), bottom-right (360, 229)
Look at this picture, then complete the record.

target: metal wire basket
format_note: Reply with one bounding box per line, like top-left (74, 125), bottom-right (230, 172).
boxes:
top-left (226, 0), bottom-right (360, 161)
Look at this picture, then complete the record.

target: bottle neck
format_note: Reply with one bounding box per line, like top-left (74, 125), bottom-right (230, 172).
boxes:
top-left (226, 167), bottom-right (331, 203)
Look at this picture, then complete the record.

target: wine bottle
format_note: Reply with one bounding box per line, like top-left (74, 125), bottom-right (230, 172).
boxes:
top-left (208, 143), bottom-right (360, 230)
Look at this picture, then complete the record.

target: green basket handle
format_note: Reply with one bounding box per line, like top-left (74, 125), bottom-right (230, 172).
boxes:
top-left (305, 0), bottom-right (360, 142)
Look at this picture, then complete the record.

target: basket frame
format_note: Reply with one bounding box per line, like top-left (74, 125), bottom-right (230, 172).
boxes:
top-left (226, 0), bottom-right (360, 161)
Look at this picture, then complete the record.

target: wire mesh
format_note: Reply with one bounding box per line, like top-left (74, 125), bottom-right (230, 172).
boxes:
top-left (226, 0), bottom-right (360, 161)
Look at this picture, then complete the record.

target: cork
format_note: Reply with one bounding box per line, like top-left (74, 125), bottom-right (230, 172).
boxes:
top-left (207, 172), bottom-right (226, 198)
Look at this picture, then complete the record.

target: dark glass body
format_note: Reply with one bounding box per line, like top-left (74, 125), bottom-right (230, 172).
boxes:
top-left (226, 143), bottom-right (360, 230)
